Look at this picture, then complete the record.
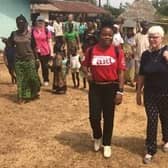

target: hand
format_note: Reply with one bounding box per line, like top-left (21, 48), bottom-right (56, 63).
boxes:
top-left (61, 46), bottom-right (65, 51)
top-left (50, 54), bottom-right (55, 58)
top-left (115, 93), bottom-right (123, 105)
top-left (136, 92), bottom-right (142, 105)
top-left (163, 50), bottom-right (168, 61)
top-left (1, 37), bottom-right (7, 43)
top-left (86, 73), bottom-right (93, 81)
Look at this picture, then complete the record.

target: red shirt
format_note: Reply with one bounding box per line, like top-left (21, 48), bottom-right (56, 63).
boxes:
top-left (33, 27), bottom-right (52, 56)
top-left (82, 43), bottom-right (126, 82)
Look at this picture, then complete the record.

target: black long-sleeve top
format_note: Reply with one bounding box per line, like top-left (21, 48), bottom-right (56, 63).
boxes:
top-left (139, 46), bottom-right (168, 92)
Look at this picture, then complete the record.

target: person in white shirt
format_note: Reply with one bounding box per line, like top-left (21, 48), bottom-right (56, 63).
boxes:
top-left (53, 17), bottom-right (64, 55)
top-left (134, 21), bottom-right (149, 79)
top-left (45, 19), bottom-right (54, 34)
top-left (53, 17), bottom-right (64, 37)
top-left (112, 24), bottom-right (124, 46)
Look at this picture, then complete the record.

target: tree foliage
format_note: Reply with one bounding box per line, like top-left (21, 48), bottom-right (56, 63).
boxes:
top-left (103, 2), bottom-right (130, 18)
top-left (152, 0), bottom-right (168, 16)
top-left (103, 5), bottom-right (124, 18)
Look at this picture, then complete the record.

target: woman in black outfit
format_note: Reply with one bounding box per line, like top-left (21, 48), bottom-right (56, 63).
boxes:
top-left (136, 25), bottom-right (168, 164)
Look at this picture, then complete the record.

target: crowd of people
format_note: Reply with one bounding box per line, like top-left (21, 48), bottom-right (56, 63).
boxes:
top-left (1, 13), bottom-right (168, 164)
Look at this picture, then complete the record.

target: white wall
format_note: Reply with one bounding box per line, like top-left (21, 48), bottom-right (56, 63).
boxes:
top-left (0, 0), bottom-right (30, 50)
top-left (40, 12), bottom-right (49, 21)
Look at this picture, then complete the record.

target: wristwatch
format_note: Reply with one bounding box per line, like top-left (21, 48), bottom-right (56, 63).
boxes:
top-left (118, 88), bottom-right (124, 92)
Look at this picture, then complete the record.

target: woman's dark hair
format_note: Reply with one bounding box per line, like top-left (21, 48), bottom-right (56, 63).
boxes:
top-left (71, 46), bottom-right (77, 53)
top-left (94, 17), bottom-right (113, 40)
top-left (100, 17), bottom-right (113, 31)
top-left (16, 14), bottom-right (28, 24)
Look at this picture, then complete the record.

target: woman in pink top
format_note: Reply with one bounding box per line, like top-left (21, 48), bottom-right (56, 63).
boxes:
top-left (32, 16), bottom-right (54, 86)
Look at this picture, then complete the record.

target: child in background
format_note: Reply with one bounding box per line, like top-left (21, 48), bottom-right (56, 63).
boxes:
top-left (70, 47), bottom-right (81, 88)
top-left (123, 43), bottom-right (135, 87)
top-left (64, 23), bottom-right (80, 58)
top-left (124, 27), bottom-right (136, 87)
top-left (52, 41), bottom-right (67, 94)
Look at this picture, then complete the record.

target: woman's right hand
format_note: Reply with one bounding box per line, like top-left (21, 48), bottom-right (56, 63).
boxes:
top-left (86, 72), bottom-right (93, 81)
top-left (136, 92), bottom-right (142, 105)
top-left (163, 50), bottom-right (168, 61)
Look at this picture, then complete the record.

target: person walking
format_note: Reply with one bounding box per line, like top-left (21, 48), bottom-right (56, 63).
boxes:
top-left (53, 17), bottom-right (64, 51)
top-left (64, 23), bottom-right (80, 58)
top-left (82, 22), bottom-right (125, 158)
top-left (8, 15), bottom-right (40, 103)
top-left (136, 26), bottom-right (168, 164)
top-left (124, 27), bottom-right (136, 87)
top-left (63, 14), bottom-right (78, 33)
top-left (70, 47), bottom-right (81, 88)
top-left (32, 15), bottom-right (54, 86)
top-left (112, 24), bottom-right (124, 46)
top-left (52, 37), bottom-right (67, 94)
top-left (82, 21), bottom-right (98, 53)
top-left (134, 21), bottom-right (149, 83)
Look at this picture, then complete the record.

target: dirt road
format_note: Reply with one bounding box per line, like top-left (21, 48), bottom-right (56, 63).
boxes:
top-left (0, 63), bottom-right (167, 168)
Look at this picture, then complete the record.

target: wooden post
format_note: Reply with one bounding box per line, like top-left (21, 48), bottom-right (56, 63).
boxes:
top-left (107, 0), bottom-right (109, 7)
top-left (98, 0), bottom-right (101, 7)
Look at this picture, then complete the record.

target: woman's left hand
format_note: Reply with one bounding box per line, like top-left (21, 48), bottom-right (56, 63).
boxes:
top-left (115, 93), bottom-right (123, 105)
top-left (50, 53), bottom-right (55, 58)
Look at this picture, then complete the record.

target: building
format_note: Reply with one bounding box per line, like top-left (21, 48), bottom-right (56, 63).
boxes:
top-left (0, 0), bottom-right (30, 50)
top-left (30, 0), bottom-right (109, 22)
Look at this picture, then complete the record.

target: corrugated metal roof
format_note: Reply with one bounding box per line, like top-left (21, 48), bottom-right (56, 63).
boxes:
top-left (32, 4), bottom-right (60, 12)
top-left (30, 0), bottom-right (50, 3)
top-left (31, 1), bottom-right (109, 14)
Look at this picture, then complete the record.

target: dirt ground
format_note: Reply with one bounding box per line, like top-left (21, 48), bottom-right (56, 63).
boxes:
top-left (0, 61), bottom-right (168, 168)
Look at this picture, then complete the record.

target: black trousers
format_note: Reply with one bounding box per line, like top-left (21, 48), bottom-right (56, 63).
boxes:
top-left (38, 55), bottom-right (50, 82)
top-left (144, 90), bottom-right (168, 155)
top-left (88, 82), bottom-right (118, 145)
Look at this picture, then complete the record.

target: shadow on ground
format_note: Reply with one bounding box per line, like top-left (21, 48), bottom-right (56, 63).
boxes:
top-left (0, 93), bottom-right (17, 103)
top-left (54, 131), bottom-right (92, 154)
top-left (113, 136), bottom-right (145, 156)
top-left (54, 131), bottom-right (145, 156)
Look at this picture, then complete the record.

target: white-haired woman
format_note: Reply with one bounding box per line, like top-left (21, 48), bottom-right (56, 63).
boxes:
top-left (136, 25), bottom-right (168, 164)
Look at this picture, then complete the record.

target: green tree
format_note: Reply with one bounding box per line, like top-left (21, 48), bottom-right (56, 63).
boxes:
top-left (103, 5), bottom-right (124, 18)
top-left (103, 1), bottom-right (130, 18)
top-left (152, 0), bottom-right (168, 16)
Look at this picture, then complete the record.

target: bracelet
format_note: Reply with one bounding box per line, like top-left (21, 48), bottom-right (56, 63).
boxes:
top-left (116, 91), bottom-right (124, 95)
